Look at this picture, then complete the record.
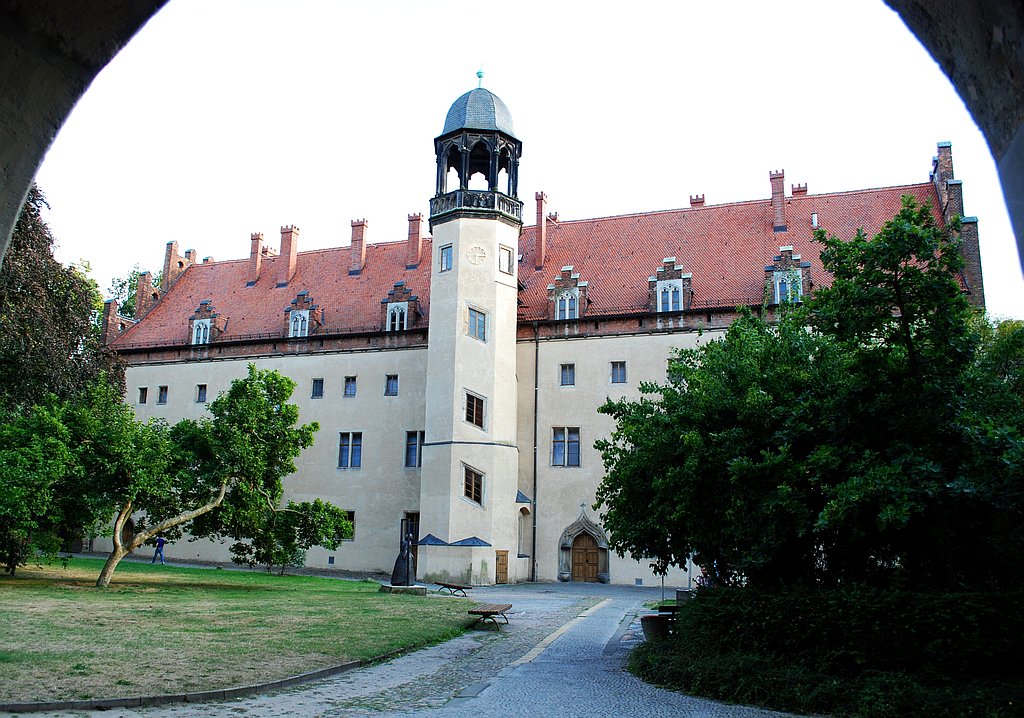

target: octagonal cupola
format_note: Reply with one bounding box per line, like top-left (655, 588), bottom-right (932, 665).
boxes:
top-left (430, 74), bottom-right (523, 229)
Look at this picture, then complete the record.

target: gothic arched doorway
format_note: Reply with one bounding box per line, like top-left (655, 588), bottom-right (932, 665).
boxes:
top-left (571, 533), bottom-right (599, 582)
top-left (557, 505), bottom-right (610, 583)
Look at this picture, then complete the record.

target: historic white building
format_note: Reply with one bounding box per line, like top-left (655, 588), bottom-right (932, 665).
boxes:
top-left (100, 87), bottom-right (984, 586)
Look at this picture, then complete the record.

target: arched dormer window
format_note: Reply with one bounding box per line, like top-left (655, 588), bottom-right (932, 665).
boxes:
top-left (656, 279), bottom-right (685, 312)
top-left (773, 269), bottom-right (803, 304)
top-left (290, 310), bottom-right (309, 338)
top-left (387, 302), bottom-right (408, 332)
top-left (192, 319), bottom-right (211, 345)
top-left (556, 290), bottom-right (578, 320)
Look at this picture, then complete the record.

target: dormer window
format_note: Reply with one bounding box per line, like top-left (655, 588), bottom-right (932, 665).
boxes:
top-left (555, 290), bottom-right (578, 320)
top-left (192, 319), bottom-right (211, 345)
top-left (387, 302), bottom-right (408, 332)
top-left (290, 310), bottom-right (309, 337)
top-left (656, 280), bottom-right (684, 312)
top-left (773, 269), bottom-right (803, 303)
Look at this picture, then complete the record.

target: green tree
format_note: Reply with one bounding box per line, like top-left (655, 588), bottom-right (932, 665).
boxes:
top-left (595, 197), bottom-right (1024, 590)
top-left (107, 265), bottom-right (161, 319)
top-left (228, 499), bottom-right (353, 575)
top-left (0, 185), bottom-right (123, 410)
top-left (93, 365), bottom-right (320, 587)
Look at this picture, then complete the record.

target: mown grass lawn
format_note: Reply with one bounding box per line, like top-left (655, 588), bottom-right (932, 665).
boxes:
top-left (0, 558), bottom-right (471, 703)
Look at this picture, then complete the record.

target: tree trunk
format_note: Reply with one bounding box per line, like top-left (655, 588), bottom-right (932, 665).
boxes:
top-left (94, 481), bottom-right (229, 588)
top-left (96, 547), bottom-right (130, 588)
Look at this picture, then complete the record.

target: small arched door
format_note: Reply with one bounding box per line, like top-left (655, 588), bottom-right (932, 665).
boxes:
top-left (571, 533), bottom-right (599, 582)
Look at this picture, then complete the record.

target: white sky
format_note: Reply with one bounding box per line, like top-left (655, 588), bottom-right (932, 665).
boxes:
top-left (37, 0), bottom-right (1023, 319)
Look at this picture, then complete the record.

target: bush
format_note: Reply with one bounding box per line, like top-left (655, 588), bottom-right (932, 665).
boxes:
top-left (630, 587), bottom-right (1024, 717)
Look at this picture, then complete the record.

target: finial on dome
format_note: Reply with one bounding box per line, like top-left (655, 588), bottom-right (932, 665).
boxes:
top-left (477, 67), bottom-right (484, 88)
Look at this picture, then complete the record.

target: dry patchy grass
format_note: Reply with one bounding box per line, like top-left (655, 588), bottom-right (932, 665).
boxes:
top-left (0, 559), bottom-right (470, 703)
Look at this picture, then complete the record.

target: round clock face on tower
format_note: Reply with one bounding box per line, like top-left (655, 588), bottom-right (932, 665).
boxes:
top-left (466, 245), bottom-right (487, 265)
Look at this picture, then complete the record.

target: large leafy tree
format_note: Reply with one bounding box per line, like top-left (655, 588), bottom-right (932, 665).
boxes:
top-left (227, 499), bottom-right (353, 575)
top-left (0, 185), bottom-right (122, 410)
top-left (596, 197), bottom-right (1024, 590)
top-left (93, 364), bottom-right (323, 587)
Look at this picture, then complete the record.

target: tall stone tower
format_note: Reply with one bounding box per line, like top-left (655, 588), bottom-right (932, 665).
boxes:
top-left (417, 84), bottom-right (524, 585)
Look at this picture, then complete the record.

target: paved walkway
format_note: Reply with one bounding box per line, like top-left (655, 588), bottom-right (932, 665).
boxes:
top-left (12, 582), bottom-right (795, 718)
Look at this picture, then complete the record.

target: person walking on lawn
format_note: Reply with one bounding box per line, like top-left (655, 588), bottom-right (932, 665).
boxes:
top-left (151, 536), bottom-right (167, 565)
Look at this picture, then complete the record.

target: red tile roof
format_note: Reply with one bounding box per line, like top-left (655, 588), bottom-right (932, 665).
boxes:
top-left (113, 182), bottom-right (941, 348)
top-left (114, 240), bottom-right (434, 347)
top-left (517, 182), bottom-right (942, 320)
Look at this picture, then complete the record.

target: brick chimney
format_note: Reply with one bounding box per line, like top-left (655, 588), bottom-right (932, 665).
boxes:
top-left (770, 170), bottom-right (787, 232)
top-left (349, 219), bottom-right (367, 275)
top-left (249, 232), bottom-right (264, 284)
top-left (406, 213), bottom-right (423, 269)
top-left (135, 271), bottom-right (157, 318)
top-left (932, 141), bottom-right (954, 208)
top-left (101, 299), bottom-right (120, 345)
top-left (278, 225), bottom-right (299, 287)
top-left (792, 183), bottom-right (808, 196)
top-left (689, 194), bottom-right (705, 207)
top-left (162, 240), bottom-right (194, 289)
top-left (535, 192), bottom-right (547, 270)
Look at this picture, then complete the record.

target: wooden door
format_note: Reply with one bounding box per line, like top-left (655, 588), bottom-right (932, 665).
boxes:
top-left (495, 550), bottom-right (509, 584)
top-left (571, 534), bottom-right (599, 582)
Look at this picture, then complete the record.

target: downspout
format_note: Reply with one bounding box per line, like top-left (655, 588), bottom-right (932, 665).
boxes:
top-left (531, 321), bottom-right (540, 582)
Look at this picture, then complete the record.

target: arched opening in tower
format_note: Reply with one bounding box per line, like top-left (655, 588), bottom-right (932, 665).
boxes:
top-left (498, 147), bottom-right (513, 195)
top-left (467, 141), bottom-right (490, 190)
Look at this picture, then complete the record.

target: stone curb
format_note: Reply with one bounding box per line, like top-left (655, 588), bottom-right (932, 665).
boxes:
top-left (0, 643), bottom-right (425, 714)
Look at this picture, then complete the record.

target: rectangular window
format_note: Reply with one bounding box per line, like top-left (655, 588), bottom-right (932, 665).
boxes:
top-left (499, 245), bottom-right (514, 275)
top-left (385, 374), bottom-right (399, 396)
top-left (465, 393), bottom-right (485, 429)
top-left (439, 244), bottom-right (453, 272)
top-left (560, 363), bottom-right (575, 386)
top-left (464, 465), bottom-right (483, 504)
top-left (610, 361), bottom-right (627, 384)
top-left (138, 387), bottom-right (148, 404)
top-left (311, 378), bottom-right (324, 399)
top-left (338, 432), bottom-right (362, 468)
top-left (345, 510), bottom-right (356, 540)
top-left (196, 384), bottom-right (207, 403)
top-left (468, 307), bottom-right (487, 342)
top-left (344, 376), bottom-right (357, 397)
top-left (157, 386), bottom-right (168, 405)
top-left (552, 427), bottom-right (581, 467)
top-left (405, 430), bottom-right (425, 468)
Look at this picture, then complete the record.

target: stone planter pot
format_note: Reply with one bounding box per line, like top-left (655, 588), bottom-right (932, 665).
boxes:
top-left (640, 613), bottom-right (670, 641)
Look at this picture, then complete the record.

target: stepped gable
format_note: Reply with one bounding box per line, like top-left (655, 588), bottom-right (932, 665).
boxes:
top-left (112, 238), bottom-right (433, 347)
top-left (516, 182), bottom-right (940, 320)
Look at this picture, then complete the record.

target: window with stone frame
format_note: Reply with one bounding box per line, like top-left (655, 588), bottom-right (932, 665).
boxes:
top-left (338, 432), bottom-right (362, 469)
top-left (138, 387), bottom-right (148, 404)
top-left (385, 374), bottom-right (399, 396)
top-left (560, 363), bottom-right (575, 386)
top-left (499, 245), bottom-right (514, 275)
top-left (555, 290), bottom-right (579, 320)
top-left (440, 244), bottom-right (453, 272)
top-left (192, 319), bottom-right (211, 345)
top-left (465, 392), bottom-right (485, 429)
top-left (344, 376), bottom-right (357, 397)
top-left (552, 427), bottom-right (581, 467)
top-left (610, 361), bottom-right (627, 384)
top-left (547, 266), bottom-right (589, 320)
top-left (387, 303), bottom-right (408, 332)
top-left (157, 386), bottom-right (168, 405)
top-left (195, 384), bottom-right (207, 403)
top-left (311, 378), bottom-right (324, 399)
top-left (764, 246), bottom-right (811, 305)
top-left (648, 259), bottom-right (693, 314)
top-left (289, 309), bottom-right (310, 338)
top-left (468, 307), bottom-right (487, 341)
top-left (405, 430), bottom-right (425, 468)
top-left (463, 465), bottom-right (483, 505)
top-left (344, 510), bottom-right (356, 540)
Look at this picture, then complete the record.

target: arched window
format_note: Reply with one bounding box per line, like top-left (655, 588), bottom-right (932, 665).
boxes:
top-left (671, 286), bottom-right (681, 311)
top-left (556, 291), bottom-right (579, 320)
top-left (656, 279), bottom-right (686, 313)
top-left (387, 302), bottom-right (408, 332)
top-left (192, 319), bottom-right (211, 345)
top-left (773, 270), bottom-right (803, 303)
top-left (289, 310), bottom-right (309, 337)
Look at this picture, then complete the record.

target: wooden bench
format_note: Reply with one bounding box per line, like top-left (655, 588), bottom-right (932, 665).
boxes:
top-left (468, 603), bottom-right (512, 629)
top-left (437, 581), bottom-right (472, 597)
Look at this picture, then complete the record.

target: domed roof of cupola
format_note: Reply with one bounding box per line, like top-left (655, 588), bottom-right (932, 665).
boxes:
top-left (441, 87), bottom-right (515, 137)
